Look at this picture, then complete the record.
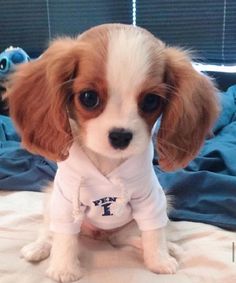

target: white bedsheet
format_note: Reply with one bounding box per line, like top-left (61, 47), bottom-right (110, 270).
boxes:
top-left (0, 191), bottom-right (235, 283)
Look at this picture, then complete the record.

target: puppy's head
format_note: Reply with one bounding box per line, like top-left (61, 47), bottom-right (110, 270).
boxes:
top-left (7, 24), bottom-right (219, 171)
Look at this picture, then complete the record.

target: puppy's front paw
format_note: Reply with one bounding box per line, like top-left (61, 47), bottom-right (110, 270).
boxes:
top-left (145, 253), bottom-right (178, 274)
top-left (21, 241), bottom-right (51, 262)
top-left (46, 260), bottom-right (83, 283)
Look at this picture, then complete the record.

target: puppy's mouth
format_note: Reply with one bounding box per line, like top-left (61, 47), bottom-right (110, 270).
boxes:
top-left (88, 142), bottom-right (134, 160)
top-left (85, 143), bottom-right (133, 161)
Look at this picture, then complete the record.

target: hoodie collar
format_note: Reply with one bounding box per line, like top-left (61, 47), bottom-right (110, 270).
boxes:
top-left (68, 141), bottom-right (154, 184)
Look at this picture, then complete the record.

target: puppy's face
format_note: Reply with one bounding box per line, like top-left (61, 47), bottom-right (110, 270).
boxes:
top-left (69, 26), bottom-right (166, 159)
top-left (7, 24), bottom-right (219, 171)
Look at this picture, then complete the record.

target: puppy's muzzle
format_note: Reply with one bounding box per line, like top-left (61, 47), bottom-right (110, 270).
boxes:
top-left (109, 128), bottom-right (133, 150)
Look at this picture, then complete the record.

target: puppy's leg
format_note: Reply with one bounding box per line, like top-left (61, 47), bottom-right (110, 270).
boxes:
top-left (21, 224), bottom-right (51, 262)
top-left (21, 185), bottom-right (52, 262)
top-left (142, 228), bottom-right (178, 274)
top-left (46, 233), bottom-right (82, 283)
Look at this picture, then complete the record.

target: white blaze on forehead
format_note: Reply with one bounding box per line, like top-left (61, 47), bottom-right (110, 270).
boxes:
top-left (106, 28), bottom-right (153, 99)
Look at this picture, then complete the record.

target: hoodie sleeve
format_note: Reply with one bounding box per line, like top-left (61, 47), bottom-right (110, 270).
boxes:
top-left (130, 168), bottom-right (168, 231)
top-left (49, 163), bottom-right (83, 235)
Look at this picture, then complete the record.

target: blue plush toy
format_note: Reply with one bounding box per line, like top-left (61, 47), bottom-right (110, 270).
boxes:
top-left (0, 47), bottom-right (30, 115)
top-left (0, 46), bottom-right (30, 81)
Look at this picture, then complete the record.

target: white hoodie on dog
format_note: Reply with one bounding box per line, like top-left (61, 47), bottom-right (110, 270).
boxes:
top-left (50, 141), bottom-right (168, 234)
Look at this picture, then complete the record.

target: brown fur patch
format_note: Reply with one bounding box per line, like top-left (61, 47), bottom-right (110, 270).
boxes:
top-left (157, 48), bottom-right (219, 171)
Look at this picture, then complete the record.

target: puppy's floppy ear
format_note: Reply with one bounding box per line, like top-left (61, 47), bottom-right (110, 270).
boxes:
top-left (7, 38), bottom-right (82, 161)
top-left (157, 47), bottom-right (219, 171)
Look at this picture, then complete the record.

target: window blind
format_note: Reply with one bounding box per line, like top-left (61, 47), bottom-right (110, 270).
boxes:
top-left (1, 0), bottom-right (49, 58)
top-left (48, 0), bottom-right (132, 39)
top-left (136, 0), bottom-right (236, 65)
top-left (0, 0), bottom-right (132, 58)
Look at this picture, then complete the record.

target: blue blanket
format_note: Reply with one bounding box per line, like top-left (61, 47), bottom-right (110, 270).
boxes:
top-left (0, 115), bottom-right (56, 191)
top-left (155, 85), bottom-right (236, 230)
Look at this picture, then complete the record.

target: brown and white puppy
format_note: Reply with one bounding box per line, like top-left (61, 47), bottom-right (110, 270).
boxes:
top-left (7, 24), bottom-right (219, 282)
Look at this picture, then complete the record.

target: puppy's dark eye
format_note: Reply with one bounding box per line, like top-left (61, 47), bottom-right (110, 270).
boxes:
top-left (140, 93), bottom-right (161, 113)
top-left (79, 90), bottom-right (100, 109)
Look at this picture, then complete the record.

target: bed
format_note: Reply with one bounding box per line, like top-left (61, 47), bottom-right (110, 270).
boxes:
top-left (0, 190), bottom-right (235, 283)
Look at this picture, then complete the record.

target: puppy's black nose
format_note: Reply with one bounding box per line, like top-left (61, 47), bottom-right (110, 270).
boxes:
top-left (109, 128), bottom-right (133, 149)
